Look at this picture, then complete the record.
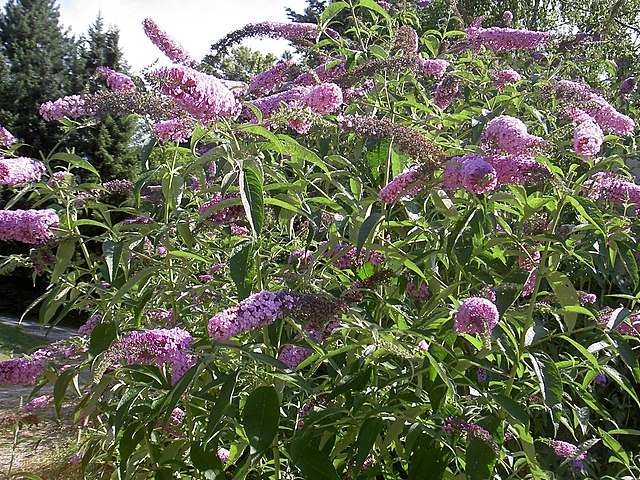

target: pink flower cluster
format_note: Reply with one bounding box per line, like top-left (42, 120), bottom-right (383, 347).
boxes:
top-left (78, 313), bottom-right (102, 338)
top-left (278, 319), bottom-right (341, 369)
top-left (322, 242), bottom-right (386, 268)
top-left (442, 153), bottom-right (548, 194)
top-left (151, 65), bottom-right (238, 122)
top-left (465, 26), bottom-right (552, 51)
top-left (573, 119), bottom-right (603, 159)
top-left (23, 394), bottom-right (52, 414)
top-left (584, 172), bottom-right (640, 212)
top-left (492, 69), bottom-right (521, 91)
top-left (40, 95), bottom-right (90, 121)
top-left (421, 59), bottom-right (449, 79)
top-left (0, 209), bottom-right (59, 244)
top-left (453, 297), bottom-right (500, 335)
top-left (443, 416), bottom-right (497, 449)
top-left (230, 223), bottom-right (250, 236)
top-left (288, 248), bottom-right (314, 268)
top-left (547, 440), bottom-right (587, 469)
top-left (555, 80), bottom-right (635, 135)
top-left (0, 157), bottom-right (45, 185)
top-left (95, 66), bottom-right (135, 91)
top-left (199, 192), bottom-right (245, 224)
top-left (598, 307), bottom-right (640, 337)
top-left (142, 18), bottom-right (195, 66)
top-left (406, 281), bottom-right (429, 303)
top-left (246, 82), bottom-right (343, 132)
top-left (482, 116), bottom-right (546, 155)
top-left (207, 290), bottom-right (294, 341)
top-left (152, 118), bottom-right (195, 142)
top-left (248, 61), bottom-right (295, 96)
top-left (109, 327), bottom-right (195, 384)
top-left (379, 166), bottom-right (427, 204)
top-left (0, 357), bottom-right (44, 385)
top-left (0, 126), bottom-right (16, 146)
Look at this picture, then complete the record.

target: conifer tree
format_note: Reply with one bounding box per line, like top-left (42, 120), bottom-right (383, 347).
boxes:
top-left (74, 14), bottom-right (138, 181)
top-left (0, 0), bottom-right (77, 156)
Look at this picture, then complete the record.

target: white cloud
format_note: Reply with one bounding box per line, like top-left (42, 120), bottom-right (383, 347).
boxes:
top-left (56, 0), bottom-right (309, 73)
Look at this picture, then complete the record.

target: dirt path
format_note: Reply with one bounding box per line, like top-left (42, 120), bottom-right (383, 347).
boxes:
top-left (0, 317), bottom-right (79, 478)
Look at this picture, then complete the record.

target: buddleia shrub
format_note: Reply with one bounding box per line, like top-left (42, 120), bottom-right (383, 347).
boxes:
top-left (0, 2), bottom-right (639, 479)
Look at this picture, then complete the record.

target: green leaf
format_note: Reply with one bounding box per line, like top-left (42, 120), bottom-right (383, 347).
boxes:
top-left (242, 386), bottom-right (280, 455)
top-left (119, 424), bottom-right (144, 478)
top-left (237, 123), bottom-right (283, 153)
top-left (491, 394), bottom-right (529, 426)
top-left (466, 436), bottom-right (496, 480)
top-left (320, 1), bottom-right (348, 23)
top-left (230, 242), bottom-right (254, 300)
top-left (53, 367), bottom-right (76, 418)
top-left (355, 417), bottom-right (383, 473)
top-left (206, 372), bottom-right (237, 442)
top-left (102, 240), bottom-right (123, 283)
top-left (604, 307), bottom-right (631, 332)
top-left (408, 436), bottom-right (449, 480)
top-left (50, 239), bottom-right (75, 284)
top-left (357, 210), bottom-right (382, 255)
top-left (531, 354), bottom-right (563, 410)
top-left (140, 138), bottom-right (157, 169)
top-left (51, 152), bottom-right (100, 178)
top-left (357, 0), bottom-right (391, 20)
top-left (240, 159), bottom-right (264, 239)
top-left (89, 321), bottom-right (117, 359)
top-left (546, 271), bottom-right (578, 331)
top-left (168, 250), bottom-right (210, 263)
top-left (290, 436), bottom-right (341, 480)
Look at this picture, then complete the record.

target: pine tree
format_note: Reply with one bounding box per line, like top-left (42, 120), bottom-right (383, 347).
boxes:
top-left (0, 0), bottom-right (78, 156)
top-left (73, 14), bottom-right (138, 181)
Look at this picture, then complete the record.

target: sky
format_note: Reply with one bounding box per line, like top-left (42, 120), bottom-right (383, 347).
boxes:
top-left (56, 0), bottom-right (309, 73)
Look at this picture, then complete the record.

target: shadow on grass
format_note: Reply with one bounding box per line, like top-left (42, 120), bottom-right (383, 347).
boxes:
top-left (0, 323), bottom-right (51, 361)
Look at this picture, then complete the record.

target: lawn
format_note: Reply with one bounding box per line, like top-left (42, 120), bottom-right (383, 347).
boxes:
top-left (0, 322), bottom-right (50, 360)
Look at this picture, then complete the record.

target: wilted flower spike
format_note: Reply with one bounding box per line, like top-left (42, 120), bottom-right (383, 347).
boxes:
top-left (618, 77), bottom-right (637, 99)
top-left (208, 22), bottom-right (338, 63)
top-left (395, 25), bottom-right (419, 53)
top-left (142, 18), bottom-right (195, 66)
top-left (434, 75), bottom-right (459, 110)
top-left (338, 114), bottom-right (446, 167)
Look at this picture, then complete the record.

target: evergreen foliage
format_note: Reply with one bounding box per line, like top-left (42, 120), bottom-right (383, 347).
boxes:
top-left (0, 0), bottom-right (77, 156)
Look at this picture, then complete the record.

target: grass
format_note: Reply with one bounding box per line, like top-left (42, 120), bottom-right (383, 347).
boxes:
top-left (0, 322), bottom-right (50, 361)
